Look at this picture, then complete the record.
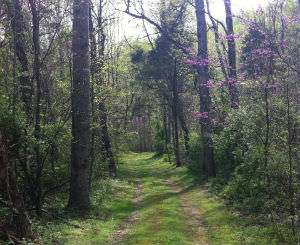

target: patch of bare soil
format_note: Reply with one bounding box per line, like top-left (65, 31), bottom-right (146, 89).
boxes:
top-left (165, 179), bottom-right (209, 245)
top-left (109, 180), bottom-right (143, 245)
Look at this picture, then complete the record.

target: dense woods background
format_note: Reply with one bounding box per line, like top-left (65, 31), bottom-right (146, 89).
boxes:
top-left (0, 0), bottom-right (300, 243)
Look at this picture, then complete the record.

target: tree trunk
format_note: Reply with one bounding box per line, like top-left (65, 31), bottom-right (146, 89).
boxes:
top-left (89, 1), bottom-right (117, 178)
top-left (224, 0), bottom-right (239, 108)
top-left (178, 102), bottom-right (190, 158)
top-left (28, 0), bottom-right (43, 213)
top-left (99, 102), bottom-right (117, 177)
top-left (206, 0), bottom-right (228, 106)
top-left (195, 0), bottom-right (216, 177)
top-left (161, 101), bottom-right (171, 162)
top-left (0, 133), bottom-right (32, 238)
top-left (89, 7), bottom-right (97, 188)
top-left (97, 0), bottom-right (117, 177)
top-left (68, 0), bottom-right (91, 210)
top-left (286, 84), bottom-right (296, 233)
top-left (171, 61), bottom-right (181, 167)
top-left (7, 0), bottom-right (33, 118)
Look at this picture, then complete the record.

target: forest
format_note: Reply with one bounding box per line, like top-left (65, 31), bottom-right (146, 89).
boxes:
top-left (0, 0), bottom-right (300, 244)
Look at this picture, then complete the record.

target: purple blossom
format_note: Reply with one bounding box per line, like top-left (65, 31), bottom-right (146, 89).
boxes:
top-left (228, 78), bottom-right (237, 85)
top-left (218, 80), bottom-right (226, 88)
top-left (282, 15), bottom-right (299, 25)
top-left (203, 80), bottom-right (215, 88)
top-left (280, 40), bottom-right (288, 49)
top-left (238, 73), bottom-right (247, 81)
top-left (132, 116), bottom-right (144, 126)
top-left (193, 111), bottom-right (209, 119)
top-left (251, 48), bottom-right (274, 58)
top-left (184, 47), bottom-right (195, 55)
top-left (185, 58), bottom-right (210, 67)
top-left (220, 33), bottom-right (241, 41)
top-left (266, 83), bottom-right (282, 94)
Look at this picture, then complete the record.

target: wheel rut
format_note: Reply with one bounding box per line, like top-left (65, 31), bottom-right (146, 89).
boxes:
top-left (165, 179), bottom-right (209, 245)
top-left (109, 179), bottom-right (143, 245)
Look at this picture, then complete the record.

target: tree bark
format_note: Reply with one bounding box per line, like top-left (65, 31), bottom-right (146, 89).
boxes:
top-left (0, 133), bottom-right (32, 238)
top-left (68, 0), bottom-right (91, 210)
top-left (7, 0), bottom-right (33, 118)
top-left (97, 0), bottom-right (117, 177)
top-left (89, 1), bottom-right (117, 178)
top-left (171, 61), bottom-right (181, 167)
top-left (178, 101), bottom-right (190, 158)
top-left (99, 102), bottom-right (117, 177)
top-left (89, 7), bottom-right (97, 188)
top-left (224, 0), bottom-right (239, 108)
top-left (161, 101), bottom-right (171, 162)
top-left (195, 0), bottom-right (216, 177)
top-left (28, 0), bottom-right (43, 213)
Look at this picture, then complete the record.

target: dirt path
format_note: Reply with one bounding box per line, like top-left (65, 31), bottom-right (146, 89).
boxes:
top-left (109, 179), bottom-right (143, 245)
top-left (165, 179), bottom-right (209, 245)
top-left (106, 153), bottom-right (210, 245)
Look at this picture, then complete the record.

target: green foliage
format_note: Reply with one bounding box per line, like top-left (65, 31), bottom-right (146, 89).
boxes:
top-left (153, 121), bottom-right (166, 155)
top-left (210, 106), bottom-right (298, 222)
top-left (187, 132), bottom-right (203, 172)
top-left (0, 94), bottom-right (25, 148)
top-left (223, 145), bottom-right (294, 215)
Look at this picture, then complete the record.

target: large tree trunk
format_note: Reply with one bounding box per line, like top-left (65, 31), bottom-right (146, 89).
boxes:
top-left (224, 0), bottom-right (239, 108)
top-left (0, 133), bottom-right (32, 239)
top-left (68, 0), bottom-right (91, 210)
top-left (195, 0), bottom-right (216, 177)
top-left (7, 0), bottom-right (33, 118)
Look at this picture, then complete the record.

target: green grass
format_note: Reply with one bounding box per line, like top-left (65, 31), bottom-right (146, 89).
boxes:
top-left (35, 152), bottom-right (297, 244)
top-left (170, 162), bottom-right (297, 245)
top-left (121, 153), bottom-right (196, 245)
top-left (34, 156), bottom-right (138, 244)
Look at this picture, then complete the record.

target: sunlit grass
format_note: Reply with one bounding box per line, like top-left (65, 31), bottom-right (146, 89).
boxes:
top-left (36, 152), bottom-right (297, 244)
top-left (122, 153), bottom-right (195, 245)
top-left (170, 161), bottom-right (296, 245)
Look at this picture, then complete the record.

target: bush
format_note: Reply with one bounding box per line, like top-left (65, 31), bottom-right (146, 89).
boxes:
top-left (188, 132), bottom-right (203, 173)
top-left (153, 122), bottom-right (166, 155)
top-left (223, 144), bottom-right (295, 218)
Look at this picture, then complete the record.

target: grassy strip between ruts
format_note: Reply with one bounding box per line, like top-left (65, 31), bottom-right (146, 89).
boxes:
top-left (120, 153), bottom-right (197, 245)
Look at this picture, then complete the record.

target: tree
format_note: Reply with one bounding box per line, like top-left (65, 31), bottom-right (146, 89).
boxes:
top-left (28, 0), bottom-right (43, 213)
top-left (195, 0), bottom-right (216, 177)
top-left (7, 0), bottom-right (32, 118)
top-left (0, 131), bottom-right (32, 238)
top-left (89, 1), bottom-right (117, 179)
top-left (68, 0), bottom-right (91, 210)
top-left (224, 0), bottom-right (239, 108)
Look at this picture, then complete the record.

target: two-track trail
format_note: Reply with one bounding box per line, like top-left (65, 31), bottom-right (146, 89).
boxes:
top-left (106, 153), bottom-right (209, 245)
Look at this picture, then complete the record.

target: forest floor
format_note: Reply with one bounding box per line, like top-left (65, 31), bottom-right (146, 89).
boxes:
top-left (36, 153), bottom-right (293, 244)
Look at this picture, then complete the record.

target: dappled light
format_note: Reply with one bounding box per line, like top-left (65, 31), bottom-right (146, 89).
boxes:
top-left (0, 0), bottom-right (299, 244)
